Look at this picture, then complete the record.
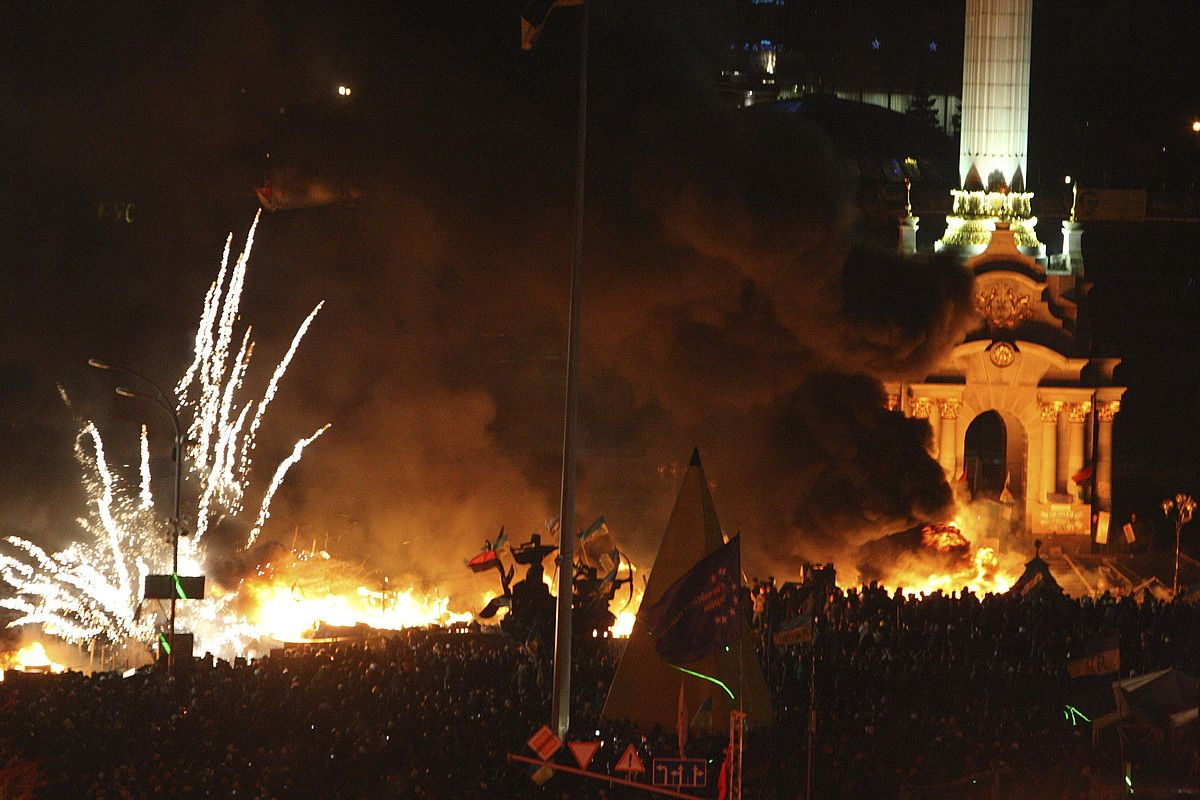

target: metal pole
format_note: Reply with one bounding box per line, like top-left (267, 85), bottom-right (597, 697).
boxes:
top-left (1175, 517), bottom-right (1182, 597)
top-left (550, 0), bottom-right (588, 740)
top-left (97, 361), bottom-right (183, 673)
top-left (168, 404), bottom-right (181, 674)
top-left (807, 640), bottom-right (815, 800)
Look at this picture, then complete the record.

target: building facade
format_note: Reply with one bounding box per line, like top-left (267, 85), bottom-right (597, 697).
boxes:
top-left (889, 0), bottom-right (1125, 546)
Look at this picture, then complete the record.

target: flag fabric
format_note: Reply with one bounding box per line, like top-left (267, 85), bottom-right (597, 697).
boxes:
top-left (676, 679), bottom-right (687, 758)
top-left (1067, 632), bottom-right (1120, 678)
top-left (521, 0), bottom-right (583, 50)
top-left (466, 548), bottom-right (498, 572)
top-left (772, 616), bottom-right (815, 647)
top-left (1095, 510), bottom-right (1111, 545)
top-left (716, 746), bottom-right (732, 800)
top-left (643, 535), bottom-right (743, 665)
top-left (1016, 571), bottom-right (1044, 597)
top-left (1072, 464), bottom-right (1096, 485)
top-left (999, 470), bottom-right (1015, 504)
top-left (579, 516), bottom-right (620, 575)
top-left (467, 528), bottom-right (507, 572)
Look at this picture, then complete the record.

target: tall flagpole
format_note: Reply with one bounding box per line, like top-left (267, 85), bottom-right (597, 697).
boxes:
top-left (551, 0), bottom-right (588, 739)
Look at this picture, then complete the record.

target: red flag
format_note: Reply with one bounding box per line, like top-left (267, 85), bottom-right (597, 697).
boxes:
top-left (1072, 464), bottom-right (1095, 485)
top-left (717, 746), bottom-right (732, 800)
top-left (466, 549), bottom-right (499, 573)
top-left (676, 679), bottom-right (687, 757)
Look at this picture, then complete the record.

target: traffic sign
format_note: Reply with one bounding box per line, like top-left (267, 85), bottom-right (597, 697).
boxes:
top-left (568, 740), bottom-right (601, 770)
top-left (527, 725), bottom-right (563, 761)
top-left (652, 758), bottom-right (708, 789)
top-left (613, 744), bottom-right (645, 774)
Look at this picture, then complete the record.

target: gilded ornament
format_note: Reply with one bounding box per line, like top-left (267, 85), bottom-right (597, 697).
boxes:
top-left (1038, 401), bottom-right (1062, 423)
top-left (975, 284), bottom-right (1032, 330)
top-left (938, 398), bottom-right (962, 420)
top-left (1066, 402), bottom-right (1091, 424)
top-left (988, 341), bottom-right (1016, 368)
top-left (911, 398), bottom-right (934, 419)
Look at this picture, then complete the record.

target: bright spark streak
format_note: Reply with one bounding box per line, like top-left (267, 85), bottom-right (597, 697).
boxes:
top-left (246, 425), bottom-right (330, 548)
top-left (241, 301), bottom-right (324, 477)
top-left (139, 425), bottom-right (153, 510)
top-left (82, 423), bottom-right (130, 601)
top-left (1, 214), bottom-right (328, 659)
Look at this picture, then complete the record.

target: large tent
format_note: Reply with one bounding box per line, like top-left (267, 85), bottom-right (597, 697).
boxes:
top-left (602, 450), bottom-right (774, 733)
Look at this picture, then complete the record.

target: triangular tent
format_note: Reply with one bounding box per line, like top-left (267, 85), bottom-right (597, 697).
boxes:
top-left (1007, 553), bottom-right (1064, 599)
top-left (602, 449), bottom-right (774, 732)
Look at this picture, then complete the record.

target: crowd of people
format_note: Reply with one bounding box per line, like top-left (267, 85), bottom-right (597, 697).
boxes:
top-left (2, 584), bottom-right (1199, 799)
top-left (752, 580), bottom-right (1200, 797)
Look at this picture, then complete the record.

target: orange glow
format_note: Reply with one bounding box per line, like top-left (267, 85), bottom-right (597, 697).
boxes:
top-left (0, 641), bottom-right (67, 678)
top-left (882, 519), bottom-right (1022, 597)
top-left (921, 522), bottom-right (969, 552)
top-left (611, 583), bottom-right (643, 638)
top-left (240, 577), bottom-right (473, 642)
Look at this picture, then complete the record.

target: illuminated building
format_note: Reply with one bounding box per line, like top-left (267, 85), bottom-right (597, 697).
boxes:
top-left (889, 0), bottom-right (1125, 546)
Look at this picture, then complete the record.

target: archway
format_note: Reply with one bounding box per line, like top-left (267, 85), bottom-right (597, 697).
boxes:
top-left (964, 411), bottom-right (1007, 500)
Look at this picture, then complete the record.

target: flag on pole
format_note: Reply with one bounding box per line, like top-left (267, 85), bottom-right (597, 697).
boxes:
top-left (1071, 464), bottom-right (1096, 485)
top-left (676, 679), bottom-right (687, 757)
top-left (466, 528), bottom-right (507, 572)
top-left (1067, 632), bottom-right (1120, 678)
top-left (643, 535), bottom-right (743, 664)
top-left (521, 0), bottom-right (584, 50)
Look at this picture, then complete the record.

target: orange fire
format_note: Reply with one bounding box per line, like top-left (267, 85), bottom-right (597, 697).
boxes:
top-left (0, 641), bottom-right (67, 678)
top-left (884, 520), bottom-right (1022, 597)
top-left (921, 523), bottom-right (970, 552)
top-left (241, 578), bottom-right (473, 642)
top-left (611, 584), bottom-right (643, 638)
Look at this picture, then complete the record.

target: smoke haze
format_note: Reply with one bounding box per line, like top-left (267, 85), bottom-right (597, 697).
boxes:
top-left (1, 2), bottom-right (977, 600)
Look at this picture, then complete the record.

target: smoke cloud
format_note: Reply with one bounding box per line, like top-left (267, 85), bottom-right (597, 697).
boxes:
top-left (2, 3), bottom-right (978, 602)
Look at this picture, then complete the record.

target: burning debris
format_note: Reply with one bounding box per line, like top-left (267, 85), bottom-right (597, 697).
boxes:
top-left (856, 518), bottom-right (1022, 598)
top-left (0, 641), bottom-right (67, 678)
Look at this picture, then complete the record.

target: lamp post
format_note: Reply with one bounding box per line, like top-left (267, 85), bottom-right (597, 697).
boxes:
top-left (89, 359), bottom-right (184, 671)
top-left (1161, 494), bottom-right (1196, 597)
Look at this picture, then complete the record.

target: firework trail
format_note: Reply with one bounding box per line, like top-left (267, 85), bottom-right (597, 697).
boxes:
top-left (0, 426), bottom-right (165, 645)
top-left (0, 216), bottom-right (327, 654)
top-left (246, 424), bottom-right (330, 548)
top-left (139, 425), bottom-right (153, 510)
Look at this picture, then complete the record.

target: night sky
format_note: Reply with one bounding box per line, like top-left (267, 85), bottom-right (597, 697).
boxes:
top-left (1, 1), bottom-right (1198, 593)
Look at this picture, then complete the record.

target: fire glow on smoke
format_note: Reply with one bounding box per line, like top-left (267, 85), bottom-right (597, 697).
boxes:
top-left (884, 518), bottom-right (1022, 598)
top-left (0, 641), bottom-right (67, 678)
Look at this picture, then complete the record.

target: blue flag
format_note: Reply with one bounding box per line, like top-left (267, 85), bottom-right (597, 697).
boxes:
top-left (644, 535), bottom-right (743, 664)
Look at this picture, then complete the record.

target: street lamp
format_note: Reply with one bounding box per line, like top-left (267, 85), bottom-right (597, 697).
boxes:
top-left (90, 359), bottom-right (184, 671)
top-left (1161, 493), bottom-right (1196, 597)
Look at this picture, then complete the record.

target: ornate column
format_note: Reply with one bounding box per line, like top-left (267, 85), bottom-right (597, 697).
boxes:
top-left (1038, 401), bottom-right (1060, 502)
top-left (1096, 401), bottom-right (1120, 511)
top-left (938, 399), bottom-right (961, 477)
top-left (1056, 405), bottom-right (1071, 493)
top-left (911, 397), bottom-right (935, 455)
top-left (1066, 402), bottom-right (1091, 501)
top-left (958, 0), bottom-right (1033, 191)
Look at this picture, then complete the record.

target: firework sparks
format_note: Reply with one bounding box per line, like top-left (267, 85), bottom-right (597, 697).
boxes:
top-left (0, 216), bottom-right (333, 658)
top-left (246, 425), bottom-right (330, 548)
top-left (139, 425), bottom-right (153, 510)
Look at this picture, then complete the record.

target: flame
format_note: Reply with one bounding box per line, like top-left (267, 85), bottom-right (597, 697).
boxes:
top-left (611, 583), bottom-right (644, 638)
top-left (0, 641), bottom-right (67, 677)
top-left (240, 572), bottom-right (473, 642)
top-left (921, 523), bottom-right (969, 552)
top-left (883, 518), bottom-right (1022, 598)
